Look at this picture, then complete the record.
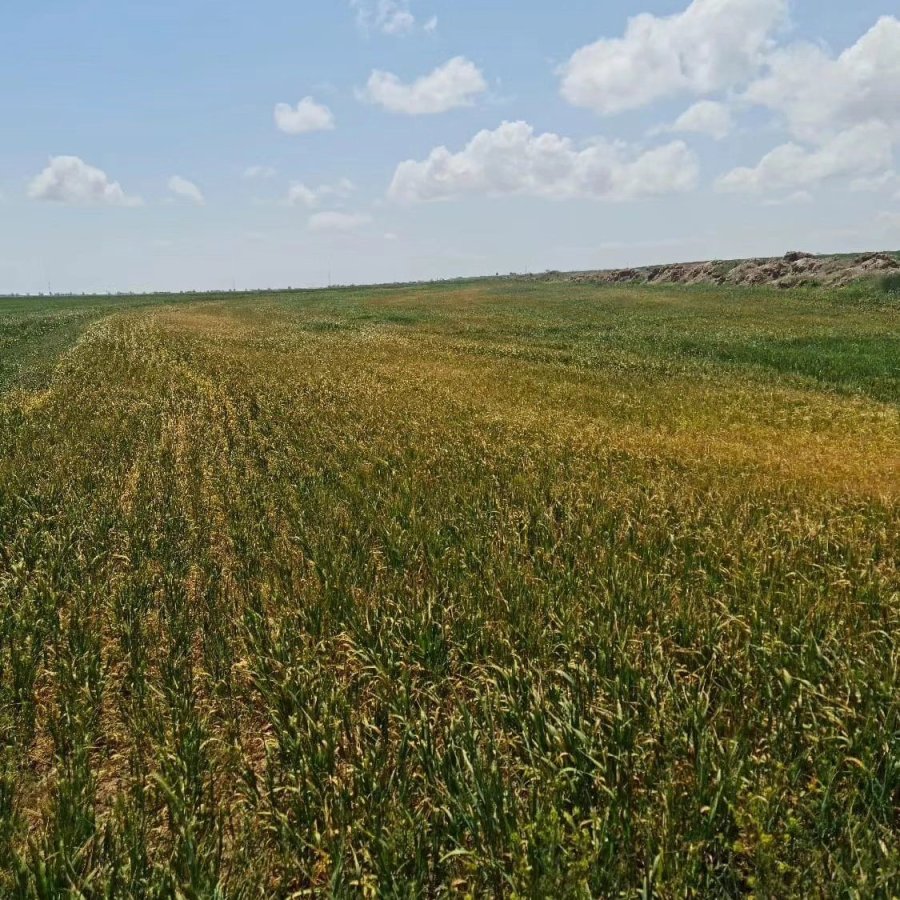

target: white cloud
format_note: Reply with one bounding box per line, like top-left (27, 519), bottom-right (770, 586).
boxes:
top-left (361, 57), bottom-right (487, 115)
top-left (388, 121), bottom-right (698, 204)
top-left (762, 190), bottom-right (813, 206)
top-left (850, 170), bottom-right (898, 193)
top-left (308, 211), bottom-right (372, 232)
top-left (721, 20), bottom-right (900, 200)
top-left (716, 122), bottom-right (894, 194)
top-left (424, 16), bottom-right (438, 34)
top-left (285, 184), bottom-right (318, 208)
top-left (244, 165), bottom-right (277, 179)
top-left (285, 178), bottom-right (354, 208)
top-left (560, 0), bottom-right (787, 115)
top-left (745, 16), bottom-right (900, 143)
top-left (274, 97), bottom-right (335, 134)
top-left (168, 175), bottom-right (205, 206)
top-left (351, 0), bottom-right (415, 35)
top-left (669, 100), bottom-right (732, 140)
top-left (28, 156), bottom-right (142, 207)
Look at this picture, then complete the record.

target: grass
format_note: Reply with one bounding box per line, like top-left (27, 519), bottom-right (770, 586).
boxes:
top-left (879, 273), bottom-right (900, 296)
top-left (0, 280), bottom-right (897, 897)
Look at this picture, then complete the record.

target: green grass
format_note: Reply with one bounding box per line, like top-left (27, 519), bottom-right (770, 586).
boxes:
top-left (0, 281), bottom-right (898, 897)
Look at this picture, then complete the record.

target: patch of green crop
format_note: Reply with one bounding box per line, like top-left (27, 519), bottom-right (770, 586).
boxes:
top-left (0, 282), bottom-right (897, 897)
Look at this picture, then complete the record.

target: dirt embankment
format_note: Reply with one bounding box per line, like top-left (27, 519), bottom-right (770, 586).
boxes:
top-left (534, 251), bottom-right (900, 289)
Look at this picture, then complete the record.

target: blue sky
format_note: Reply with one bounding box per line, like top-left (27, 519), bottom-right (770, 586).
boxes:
top-left (2, 0), bottom-right (899, 293)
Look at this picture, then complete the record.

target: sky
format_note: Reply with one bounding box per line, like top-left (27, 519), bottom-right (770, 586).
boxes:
top-left (1, 0), bottom-right (899, 294)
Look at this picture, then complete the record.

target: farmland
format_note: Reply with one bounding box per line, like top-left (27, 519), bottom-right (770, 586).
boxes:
top-left (0, 280), bottom-right (898, 896)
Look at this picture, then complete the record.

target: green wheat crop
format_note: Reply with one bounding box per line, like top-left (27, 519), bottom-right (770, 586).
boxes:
top-left (0, 280), bottom-right (897, 897)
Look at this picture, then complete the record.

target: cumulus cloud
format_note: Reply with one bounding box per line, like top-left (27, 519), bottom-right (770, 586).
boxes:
top-left (351, 0), bottom-right (415, 35)
top-left (560, 0), bottom-right (787, 115)
top-left (28, 156), bottom-right (142, 207)
top-left (360, 57), bottom-right (487, 115)
top-left (719, 18), bottom-right (900, 199)
top-left (308, 211), bottom-right (372, 232)
top-left (669, 101), bottom-right (733, 140)
top-left (285, 178), bottom-right (355, 208)
top-left (744, 16), bottom-right (900, 143)
top-left (274, 97), bottom-right (335, 134)
top-left (243, 165), bottom-right (277, 179)
top-left (716, 122), bottom-right (894, 194)
top-left (168, 176), bottom-right (205, 205)
top-left (388, 121), bottom-right (698, 204)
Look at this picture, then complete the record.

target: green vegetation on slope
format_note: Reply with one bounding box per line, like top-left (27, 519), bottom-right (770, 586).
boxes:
top-left (0, 282), bottom-right (898, 897)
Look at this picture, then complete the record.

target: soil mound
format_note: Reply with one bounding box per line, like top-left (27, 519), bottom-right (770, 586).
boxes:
top-left (530, 251), bottom-right (899, 289)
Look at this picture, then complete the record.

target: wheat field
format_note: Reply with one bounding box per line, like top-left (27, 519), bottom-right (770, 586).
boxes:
top-left (0, 281), bottom-right (898, 897)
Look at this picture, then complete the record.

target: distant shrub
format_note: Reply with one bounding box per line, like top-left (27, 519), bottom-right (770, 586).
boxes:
top-left (878, 272), bottom-right (900, 294)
